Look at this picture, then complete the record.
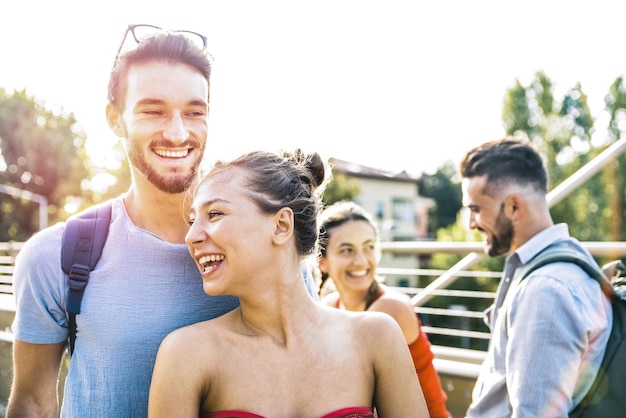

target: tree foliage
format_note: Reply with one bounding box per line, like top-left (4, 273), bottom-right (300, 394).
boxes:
top-left (418, 161), bottom-right (462, 234)
top-left (604, 76), bottom-right (626, 241)
top-left (0, 89), bottom-right (91, 240)
top-left (321, 171), bottom-right (360, 208)
top-left (499, 70), bottom-right (623, 243)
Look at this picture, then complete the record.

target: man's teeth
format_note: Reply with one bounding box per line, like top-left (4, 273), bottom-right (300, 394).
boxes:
top-left (155, 149), bottom-right (189, 158)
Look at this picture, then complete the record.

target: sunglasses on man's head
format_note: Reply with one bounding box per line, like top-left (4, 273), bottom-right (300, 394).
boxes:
top-left (115, 24), bottom-right (208, 60)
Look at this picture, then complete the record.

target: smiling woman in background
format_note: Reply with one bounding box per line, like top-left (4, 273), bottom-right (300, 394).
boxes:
top-left (317, 201), bottom-right (450, 418)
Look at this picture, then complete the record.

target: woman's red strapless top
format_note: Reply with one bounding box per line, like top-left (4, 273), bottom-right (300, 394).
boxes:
top-left (201, 406), bottom-right (375, 418)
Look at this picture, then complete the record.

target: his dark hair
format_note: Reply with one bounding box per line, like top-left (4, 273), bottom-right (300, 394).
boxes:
top-left (204, 149), bottom-right (330, 257)
top-left (459, 137), bottom-right (548, 196)
top-left (107, 32), bottom-right (212, 109)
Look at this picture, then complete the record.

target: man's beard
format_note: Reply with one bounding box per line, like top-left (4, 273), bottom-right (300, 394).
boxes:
top-left (127, 141), bottom-right (203, 194)
top-left (488, 205), bottom-right (514, 257)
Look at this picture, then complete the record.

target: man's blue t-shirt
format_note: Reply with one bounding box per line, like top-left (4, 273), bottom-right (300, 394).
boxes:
top-left (12, 197), bottom-right (240, 417)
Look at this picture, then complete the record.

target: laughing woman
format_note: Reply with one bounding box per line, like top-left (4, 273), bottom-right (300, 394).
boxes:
top-left (148, 149), bottom-right (428, 418)
top-left (317, 201), bottom-right (450, 418)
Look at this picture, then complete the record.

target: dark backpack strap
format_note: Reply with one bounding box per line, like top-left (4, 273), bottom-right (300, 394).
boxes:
top-left (518, 243), bottom-right (622, 416)
top-left (61, 200), bottom-right (113, 356)
top-left (517, 244), bottom-right (616, 301)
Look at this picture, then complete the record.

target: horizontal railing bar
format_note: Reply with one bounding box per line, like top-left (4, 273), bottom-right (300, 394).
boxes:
top-left (380, 241), bottom-right (626, 257)
top-left (433, 358), bottom-right (482, 379)
top-left (0, 242), bottom-right (23, 252)
top-left (0, 330), bottom-right (14, 343)
top-left (415, 306), bottom-right (487, 319)
top-left (378, 267), bottom-right (501, 278)
top-left (431, 345), bottom-right (487, 364)
top-left (389, 286), bottom-right (496, 299)
top-left (421, 326), bottom-right (491, 340)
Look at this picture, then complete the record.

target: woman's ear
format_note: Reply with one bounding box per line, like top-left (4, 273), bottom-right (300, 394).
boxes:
top-left (272, 207), bottom-right (294, 246)
top-left (106, 103), bottom-right (126, 138)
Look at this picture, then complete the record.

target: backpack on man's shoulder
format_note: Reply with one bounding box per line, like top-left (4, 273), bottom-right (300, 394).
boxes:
top-left (517, 242), bottom-right (626, 418)
top-left (60, 200), bottom-right (113, 356)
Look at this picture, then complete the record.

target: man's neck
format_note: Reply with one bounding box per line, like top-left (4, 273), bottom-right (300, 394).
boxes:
top-left (123, 186), bottom-right (190, 243)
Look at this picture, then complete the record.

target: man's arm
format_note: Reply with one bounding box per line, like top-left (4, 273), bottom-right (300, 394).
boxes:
top-left (6, 340), bottom-right (67, 418)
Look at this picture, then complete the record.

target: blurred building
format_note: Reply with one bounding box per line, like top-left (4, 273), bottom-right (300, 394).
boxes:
top-left (329, 158), bottom-right (435, 287)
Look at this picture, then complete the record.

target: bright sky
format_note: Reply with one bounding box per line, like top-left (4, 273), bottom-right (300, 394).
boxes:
top-left (2, 0), bottom-right (625, 176)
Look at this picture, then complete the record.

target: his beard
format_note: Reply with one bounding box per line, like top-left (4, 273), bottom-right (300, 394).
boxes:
top-left (488, 205), bottom-right (514, 257)
top-left (127, 139), bottom-right (204, 194)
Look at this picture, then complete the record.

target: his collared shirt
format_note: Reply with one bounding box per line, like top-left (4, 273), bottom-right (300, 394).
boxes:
top-left (466, 224), bottom-right (612, 418)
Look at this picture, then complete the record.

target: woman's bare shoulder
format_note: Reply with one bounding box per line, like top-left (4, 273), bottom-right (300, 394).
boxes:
top-left (158, 311), bottom-right (234, 357)
top-left (336, 307), bottom-right (399, 332)
top-left (317, 302), bottom-right (390, 328)
top-left (371, 286), bottom-right (414, 314)
top-left (380, 284), bottom-right (412, 303)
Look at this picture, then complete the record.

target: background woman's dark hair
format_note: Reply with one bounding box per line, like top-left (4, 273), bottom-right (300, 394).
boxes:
top-left (459, 137), bottom-right (548, 196)
top-left (108, 32), bottom-right (212, 109)
top-left (204, 149), bottom-right (330, 257)
top-left (317, 201), bottom-right (382, 307)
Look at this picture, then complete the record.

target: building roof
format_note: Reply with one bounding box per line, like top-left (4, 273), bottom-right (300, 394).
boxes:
top-left (328, 158), bottom-right (419, 183)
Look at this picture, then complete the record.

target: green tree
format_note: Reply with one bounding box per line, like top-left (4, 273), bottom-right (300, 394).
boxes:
top-left (549, 83), bottom-right (606, 242)
top-left (500, 71), bottom-right (611, 242)
top-left (0, 89), bottom-right (90, 240)
top-left (605, 76), bottom-right (626, 241)
top-left (502, 79), bottom-right (538, 139)
top-left (418, 161), bottom-right (462, 234)
top-left (321, 171), bottom-right (360, 208)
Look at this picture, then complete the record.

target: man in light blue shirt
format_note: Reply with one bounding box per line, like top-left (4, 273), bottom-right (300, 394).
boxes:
top-left (8, 25), bottom-right (317, 418)
top-left (460, 138), bottom-right (612, 417)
